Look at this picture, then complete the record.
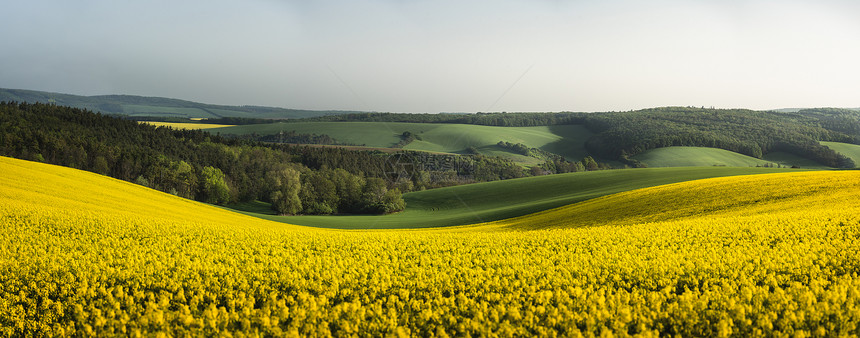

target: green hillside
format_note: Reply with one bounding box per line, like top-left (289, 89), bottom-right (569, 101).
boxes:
top-left (632, 146), bottom-right (833, 169)
top-left (821, 141), bottom-right (860, 168)
top-left (212, 122), bottom-right (592, 162)
top-left (226, 166), bottom-right (805, 229)
top-left (0, 88), bottom-right (355, 119)
top-left (761, 151), bottom-right (832, 169)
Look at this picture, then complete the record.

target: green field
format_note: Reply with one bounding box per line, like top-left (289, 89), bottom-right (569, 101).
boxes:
top-left (822, 141), bottom-right (860, 167)
top-left (212, 122), bottom-right (592, 162)
top-left (225, 166), bottom-right (807, 229)
top-left (632, 146), bottom-right (830, 168)
top-left (762, 151), bottom-right (832, 169)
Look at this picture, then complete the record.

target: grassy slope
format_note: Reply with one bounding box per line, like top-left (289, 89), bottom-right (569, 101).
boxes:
top-left (633, 147), bottom-right (771, 167)
top-left (212, 122), bottom-right (592, 162)
top-left (633, 146), bottom-right (832, 169)
top-left (231, 167), bottom-right (807, 229)
top-left (488, 170), bottom-right (860, 230)
top-left (822, 141), bottom-right (860, 168)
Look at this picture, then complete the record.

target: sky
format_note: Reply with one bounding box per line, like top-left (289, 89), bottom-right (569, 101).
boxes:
top-left (1, 0), bottom-right (859, 113)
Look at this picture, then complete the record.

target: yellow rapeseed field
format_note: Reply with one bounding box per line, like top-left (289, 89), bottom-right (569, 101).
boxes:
top-left (140, 122), bottom-right (235, 130)
top-left (2, 155), bottom-right (860, 337)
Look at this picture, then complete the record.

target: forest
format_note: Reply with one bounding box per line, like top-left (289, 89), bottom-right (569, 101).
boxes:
top-left (0, 102), bottom-right (567, 215)
top-left (0, 102), bottom-right (410, 215)
top-left (582, 107), bottom-right (857, 168)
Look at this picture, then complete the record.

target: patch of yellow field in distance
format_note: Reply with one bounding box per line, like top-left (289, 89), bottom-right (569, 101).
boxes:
top-left (141, 121), bottom-right (235, 129)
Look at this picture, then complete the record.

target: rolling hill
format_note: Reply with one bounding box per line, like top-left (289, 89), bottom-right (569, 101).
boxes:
top-left (631, 147), bottom-right (777, 167)
top-left (4, 155), bottom-right (860, 336)
top-left (822, 141), bottom-right (860, 168)
top-left (0, 88), bottom-right (357, 119)
top-left (211, 122), bottom-right (592, 161)
top-left (630, 146), bottom-right (830, 168)
top-left (6, 91), bottom-right (859, 169)
top-left (487, 170), bottom-right (860, 230)
top-left (229, 166), bottom-right (807, 229)
top-left (0, 156), bottom-right (295, 229)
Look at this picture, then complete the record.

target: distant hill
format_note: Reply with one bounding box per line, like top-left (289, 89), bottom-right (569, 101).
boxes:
top-left (0, 88), bottom-right (359, 119)
top-left (770, 107), bottom-right (860, 113)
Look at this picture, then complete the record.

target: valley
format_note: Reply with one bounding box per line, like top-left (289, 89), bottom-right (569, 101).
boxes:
top-left (2, 97), bottom-right (860, 336)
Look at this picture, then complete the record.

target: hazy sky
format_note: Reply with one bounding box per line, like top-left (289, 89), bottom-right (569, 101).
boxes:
top-left (2, 0), bottom-right (859, 112)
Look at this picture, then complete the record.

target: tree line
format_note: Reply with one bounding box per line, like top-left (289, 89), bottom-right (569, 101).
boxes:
top-left (253, 130), bottom-right (344, 145)
top-left (0, 102), bottom-right (545, 215)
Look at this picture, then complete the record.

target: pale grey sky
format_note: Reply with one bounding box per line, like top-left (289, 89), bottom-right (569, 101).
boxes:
top-left (1, 0), bottom-right (859, 112)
